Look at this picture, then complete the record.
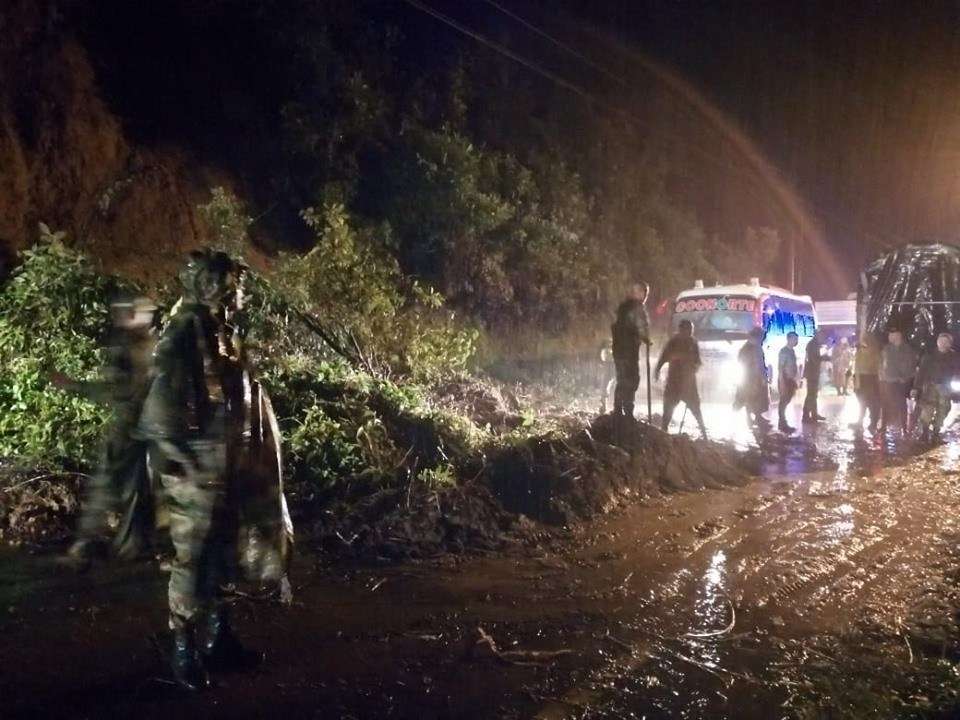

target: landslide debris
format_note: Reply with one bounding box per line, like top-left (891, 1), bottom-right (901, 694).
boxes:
top-left (485, 413), bottom-right (749, 526)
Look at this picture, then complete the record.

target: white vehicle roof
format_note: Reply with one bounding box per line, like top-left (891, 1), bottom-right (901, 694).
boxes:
top-left (676, 282), bottom-right (813, 305)
top-left (814, 300), bottom-right (856, 325)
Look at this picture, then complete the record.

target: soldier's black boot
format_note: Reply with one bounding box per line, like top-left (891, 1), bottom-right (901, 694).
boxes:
top-left (202, 609), bottom-right (263, 673)
top-left (172, 627), bottom-right (210, 691)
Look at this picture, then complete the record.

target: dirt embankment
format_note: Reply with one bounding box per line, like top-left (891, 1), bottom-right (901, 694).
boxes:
top-left (0, 396), bottom-right (753, 558)
top-left (0, 1), bottom-right (221, 283)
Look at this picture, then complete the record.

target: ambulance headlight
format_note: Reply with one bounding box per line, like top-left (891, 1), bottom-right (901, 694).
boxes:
top-left (950, 378), bottom-right (960, 394)
top-left (722, 359), bottom-right (744, 386)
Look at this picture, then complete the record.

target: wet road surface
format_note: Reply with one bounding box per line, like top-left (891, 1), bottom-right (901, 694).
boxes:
top-left (3, 402), bottom-right (960, 719)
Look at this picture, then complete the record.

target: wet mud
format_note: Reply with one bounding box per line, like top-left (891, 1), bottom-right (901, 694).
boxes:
top-left (3, 412), bottom-right (960, 719)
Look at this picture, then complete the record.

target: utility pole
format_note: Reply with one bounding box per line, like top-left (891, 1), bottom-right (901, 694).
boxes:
top-left (787, 233), bottom-right (797, 292)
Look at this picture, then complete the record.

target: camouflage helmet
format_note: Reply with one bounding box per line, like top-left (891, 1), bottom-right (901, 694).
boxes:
top-left (178, 249), bottom-right (238, 304)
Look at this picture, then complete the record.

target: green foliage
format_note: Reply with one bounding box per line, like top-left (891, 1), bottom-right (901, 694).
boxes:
top-left (229, 195), bottom-right (478, 382)
top-left (0, 233), bottom-right (118, 466)
top-left (267, 360), bottom-right (485, 495)
top-left (198, 186), bottom-right (253, 260)
top-left (383, 128), bottom-right (603, 334)
top-left (416, 464), bottom-right (457, 492)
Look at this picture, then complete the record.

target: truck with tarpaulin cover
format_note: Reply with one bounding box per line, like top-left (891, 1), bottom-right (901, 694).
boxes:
top-left (858, 243), bottom-right (960, 353)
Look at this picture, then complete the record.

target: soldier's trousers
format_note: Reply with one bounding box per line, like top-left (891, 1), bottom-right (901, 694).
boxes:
top-left (918, 386), bottom-right (952, 435)
top-left (77, 431), bottom-right (153, 558)
top-left (154, 438), bottom-right (233, 632)
top-left (613, 354), bottom-right (640, 416)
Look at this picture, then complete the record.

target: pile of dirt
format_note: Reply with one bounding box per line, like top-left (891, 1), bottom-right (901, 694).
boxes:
top-left (0, 463), bottom-right (80, 545)
top-left (428, 376), bottom-right (524, 431)
top-left (310, 483), bottom-right (528, 561)
top-left (0, 414), bottom-right (752, 558)
top-left (485, 414), bottom-right (750, 525)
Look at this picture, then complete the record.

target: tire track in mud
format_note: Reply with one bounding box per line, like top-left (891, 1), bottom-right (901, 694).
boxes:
top-left (535, 444), bottom-right (960, 719)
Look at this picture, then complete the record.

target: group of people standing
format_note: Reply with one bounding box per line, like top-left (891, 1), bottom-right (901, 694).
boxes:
top-left (603, 281), bottom-right (959, 443)
top-left (848, 329), bottom-right (959, 442)
top-left (605, 281), bottom-right (709, 438)
top-left (53, 250), bottom-right (291, 691)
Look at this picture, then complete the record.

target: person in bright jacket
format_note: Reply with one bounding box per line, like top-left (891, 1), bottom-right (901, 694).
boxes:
top-left (851, 333), bottom-right (882, 433)
top-left (611, 282), bottom-right (651, 417)
top-left (879, 329), bottom-right (918, 434)
top-left (655, 319), bottom-right (707, 439)
top-left (913, 332), bottom-right (959, 442)
top-left (778, 332), bottom-right (799, 434)
top-left (832, 337), bottom-right (853, 395)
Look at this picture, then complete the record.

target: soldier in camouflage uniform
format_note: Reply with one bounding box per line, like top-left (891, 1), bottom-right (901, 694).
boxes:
top-left (611, 282), bottom-right (651, 417)
top-left (52, 294), bottom-right (157, 569)
top-left (137, 250), bottom-right (259, 690)
top-left (913, 332), bottom-right (959, 443)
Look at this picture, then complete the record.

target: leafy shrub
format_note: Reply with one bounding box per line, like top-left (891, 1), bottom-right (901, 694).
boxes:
top-left (0, 233), bottom-right (119, 466)
top-left (199, 189), bottom-right (478, 382)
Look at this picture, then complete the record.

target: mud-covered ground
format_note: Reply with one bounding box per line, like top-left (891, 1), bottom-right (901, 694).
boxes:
top-left (3, 398), bottom-right (960, 719)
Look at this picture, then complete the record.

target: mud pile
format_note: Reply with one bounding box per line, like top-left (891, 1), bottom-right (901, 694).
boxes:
top-left (428, 376), bottom-right (524, 431)
top-left (0, 411), bottom-right (751, 558)
top-left (0, 464), bottom-right (80, 545)
top-left (485, 414), bottom-right (749, 525)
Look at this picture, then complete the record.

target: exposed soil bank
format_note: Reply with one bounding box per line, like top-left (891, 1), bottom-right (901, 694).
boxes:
top-left (1, 411), bottom-right (754, 558)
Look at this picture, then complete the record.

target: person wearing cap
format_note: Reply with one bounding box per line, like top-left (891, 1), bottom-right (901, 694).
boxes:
top-left (913, 332), bottom-right (958, 442)
top-left (51, 293), bottom-right (158, 569)
top-left (655, 319), bottom-right (707, 439)
top-left (879, 329), bottom-right (918, 434)
top-left (735, 326), bottom-right (769, 427)
top-left (611, 281), bottom-right (651, 417)
top-left (137, 250), bottom-right (261, 690)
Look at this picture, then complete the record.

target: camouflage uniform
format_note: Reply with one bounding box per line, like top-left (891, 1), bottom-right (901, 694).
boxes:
top-left (139, 299), bottom-right (231, 635)
top-left (136, 251), bottom-right (241, 689)
top-left (137, 251), bottom-right (288, 689)
top-left (914, 349), bottom-right (958, 440)
top-left (62, 300), bottom-right (156, 562)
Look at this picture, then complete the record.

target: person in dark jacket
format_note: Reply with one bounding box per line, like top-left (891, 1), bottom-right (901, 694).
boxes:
top-left (655, 319), bottom-right (707, 438)
top-left (802, 331), bottom-right (827, 424)
top-left (734, 327), bottom-right (769, 427)
top-left (879, 329), bottom-right (918, 434)
top-left (611, 282), bottom-right (651, 417)
top-left (913, 332), bottom-right (958, 442)
top-left (778, 332), bottom-right (800, 433)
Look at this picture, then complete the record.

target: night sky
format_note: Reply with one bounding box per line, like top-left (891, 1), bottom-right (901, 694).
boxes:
top-left (472, 0), bottom-right (960, 295)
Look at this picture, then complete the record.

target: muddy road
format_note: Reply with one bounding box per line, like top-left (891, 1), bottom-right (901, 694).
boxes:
top-left (3, 405), bottom-right (960, 719)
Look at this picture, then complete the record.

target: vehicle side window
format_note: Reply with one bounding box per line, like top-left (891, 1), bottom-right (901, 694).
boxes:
top-left (780, 310), bottom-right (796, 334)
